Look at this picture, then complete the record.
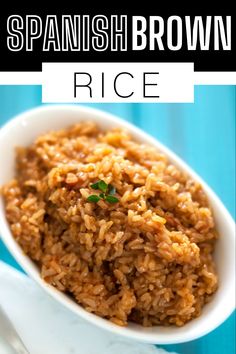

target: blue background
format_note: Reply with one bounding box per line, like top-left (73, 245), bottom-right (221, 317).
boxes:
top-left (0, 86), bottom-right (235, 354)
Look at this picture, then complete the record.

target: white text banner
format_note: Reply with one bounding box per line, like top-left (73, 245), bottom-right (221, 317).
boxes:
top-left (42, 63), bottom-right (194, 103)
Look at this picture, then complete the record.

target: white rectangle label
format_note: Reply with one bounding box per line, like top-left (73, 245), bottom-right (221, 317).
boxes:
top-left (42, 62), bottom-right (194, 103)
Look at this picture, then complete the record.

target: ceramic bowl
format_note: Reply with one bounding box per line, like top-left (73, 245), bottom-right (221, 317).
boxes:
top-left (0, 105), bottom-right (235, 344)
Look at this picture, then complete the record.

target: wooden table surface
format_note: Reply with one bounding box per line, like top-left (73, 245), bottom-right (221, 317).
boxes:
top-left (0, 85), bottom-right (235, 354)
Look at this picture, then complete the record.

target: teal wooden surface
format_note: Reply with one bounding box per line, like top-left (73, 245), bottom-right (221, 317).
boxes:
top-left (0, 86), bottom-right (235, 354)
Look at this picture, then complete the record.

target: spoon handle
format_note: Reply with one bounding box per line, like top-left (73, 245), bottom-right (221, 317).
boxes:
top-left (0, 305), bottom-right (30, 354)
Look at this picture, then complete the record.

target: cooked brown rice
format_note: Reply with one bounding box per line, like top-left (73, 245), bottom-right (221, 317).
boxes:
top-left (2, 121), bottom-right (218, 326)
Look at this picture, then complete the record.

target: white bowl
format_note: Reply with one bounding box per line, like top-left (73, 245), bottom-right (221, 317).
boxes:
top-left (0, 105), bottom-right (235, 344)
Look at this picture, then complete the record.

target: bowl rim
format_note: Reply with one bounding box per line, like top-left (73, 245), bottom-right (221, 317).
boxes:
top-left (0, 104), bottom-right (235, 344)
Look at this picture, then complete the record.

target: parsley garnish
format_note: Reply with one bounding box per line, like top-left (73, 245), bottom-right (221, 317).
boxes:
top-left (87, 180), bottom-right (119, 204)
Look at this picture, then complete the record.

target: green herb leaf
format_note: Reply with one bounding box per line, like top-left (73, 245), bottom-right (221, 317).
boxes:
top-left (91, 182), bottom-right (100, 190)
top-left (108, 184), bottom-right (116, 195)
top-left (87, 195), bottom-right (101, 203)
top-left (98, 180), bottom-right (108, 193)
top-left (105, 195), bottom-right (119, 204)
top-left (89, 181), bottom-right (118, 204)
